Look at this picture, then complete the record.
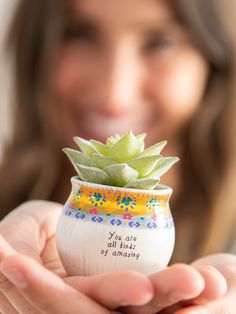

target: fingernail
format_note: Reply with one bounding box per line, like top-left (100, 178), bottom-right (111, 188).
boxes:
top-left (1, 266), bottom-right (28, 288)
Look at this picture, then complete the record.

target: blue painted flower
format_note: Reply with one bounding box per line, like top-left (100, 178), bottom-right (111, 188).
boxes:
top-left (122, 197), bottom-right (132, 205)
top-left (117, 195), bottom-right (136, 210)
top-left (65, 209), bottom-right (73, 216)
top-left (91, 216), bottom-right (103, 223)
top-left (147, 198), bottom-right (158, 210)
top-left (111, 219), bottom-right (122, 226)
top-left (150, 198), bottom-right (157, 205)
top-left (75, 212), bottom-right (86, 220)
top-left (89, 192), bottom-right (106, 206)
top-left (128, 221), bottom-right (141, 228)
top-left (94, 192), bottom-right (102, 201)
top-left (147, 222), bottom-right (157, 229)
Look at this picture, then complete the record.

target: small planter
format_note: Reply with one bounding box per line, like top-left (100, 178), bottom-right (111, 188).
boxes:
top-left (56, 177), bottom-right (175, 276)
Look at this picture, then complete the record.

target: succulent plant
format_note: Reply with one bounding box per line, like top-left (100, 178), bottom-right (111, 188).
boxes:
top-left (63, 130), bottom-right (179, 190)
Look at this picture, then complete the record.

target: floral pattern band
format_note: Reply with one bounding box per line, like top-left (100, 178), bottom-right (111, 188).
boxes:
top-left (64, 179), bottom-right (174, 229)
top-left (64, 206), bottom-right (174, 229)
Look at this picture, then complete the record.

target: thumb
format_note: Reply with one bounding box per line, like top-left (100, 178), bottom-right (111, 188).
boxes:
top-left (0, 201), bottom-right (62, 259)
top-left (1, 254), bottom-right (116, 314)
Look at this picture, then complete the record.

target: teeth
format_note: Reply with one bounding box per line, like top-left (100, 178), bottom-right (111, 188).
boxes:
top-left (81, 114), bottom-right (146, 137)
top-left (90, 120), bottom-right (132, 135)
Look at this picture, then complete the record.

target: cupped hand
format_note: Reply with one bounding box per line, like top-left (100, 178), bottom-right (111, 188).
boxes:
top-left (121, 254), bottom-right (235, 314)
top-left (0, 201), bottom-right (153, 314)
top-left (1, 201), bottom-right (234, 314)
top-left (121, 261), bottom-right (228, 314)
top-left (172, 254), bottom-right (236, 314)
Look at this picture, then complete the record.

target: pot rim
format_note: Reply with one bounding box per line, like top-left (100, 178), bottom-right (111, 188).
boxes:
top-left (71, 176), bottom-right (173, 197)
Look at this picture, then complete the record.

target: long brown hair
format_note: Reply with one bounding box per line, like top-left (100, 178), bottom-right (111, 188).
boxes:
top-left (0, 0), bottom-right (236, 262)
top-left (0, 0), bottom-right (67, 216)
top-left (171, 0), bottom-right (236, 261)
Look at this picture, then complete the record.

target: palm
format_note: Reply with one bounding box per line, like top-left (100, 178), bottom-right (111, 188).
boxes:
top-left (0, 201), bottom-right (68, 277)
top-left (40, 234), bottom-right (68, 277)
top-left (0, 202), bottom-right (154, 314)
top-left (1, 201), bottom-right (232, 314)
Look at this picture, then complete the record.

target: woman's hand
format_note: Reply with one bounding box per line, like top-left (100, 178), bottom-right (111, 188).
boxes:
top-left (0, 201), bottom-right (153, 313)
top-left (0, 253), bottom-right (152, 314)
top-left (176, 254), bottom-right (236, 314)
top-left (1, 201), bottom-right (235, 314)
top-left (122, 254), bottom-right (236, 314)
top-left (0, 201), bottom-right (208, 314)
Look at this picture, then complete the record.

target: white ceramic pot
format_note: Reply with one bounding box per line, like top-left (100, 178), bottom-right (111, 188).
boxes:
top-left (56, 177), bottom-right (175, 276)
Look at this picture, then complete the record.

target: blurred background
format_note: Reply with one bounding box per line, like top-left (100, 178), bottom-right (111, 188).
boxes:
top-left (0, 0), bottom-right (17, 161)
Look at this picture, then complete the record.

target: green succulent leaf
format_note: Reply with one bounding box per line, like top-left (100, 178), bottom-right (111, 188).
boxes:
top-left (145, 157), bottom-right (180, 179)
top-left (154, 184), bottom-right (169, 190)
top-left (137, 133), bottom-right (146, 141)
top-left (63, 148), bottom-right (96, 168)
top-left (65, 131), bottom-right (179, 189)
top-left (104, 163), bottom-right (139, 187)
top-left (137, 133), bottom-right (146, 152)
top-left (92, 153), bottom-right (117, 169)
top-left (74, 137), bottom-right (98, 158)
top-left (127, 155), bottom-right (162, 177)
top-left (90, 140), bottom-right (110, 156)
top-left (106, 134), bottom-right (121, 146)
top-left (109, 130), bottom-right (144, 162)
top-left (124, 178), bottom-right (160, 189)
top-left (139, 140), bottom-right (167, 158)
top-left (75, 164), bottom-right (112, 185)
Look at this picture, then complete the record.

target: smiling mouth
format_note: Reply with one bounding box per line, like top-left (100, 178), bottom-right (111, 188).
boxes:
top-left (71, 108), bottom-right (154, 142)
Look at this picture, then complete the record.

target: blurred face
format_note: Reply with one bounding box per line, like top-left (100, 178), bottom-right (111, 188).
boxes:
top-left (50, 0), bottom-right (209, 150)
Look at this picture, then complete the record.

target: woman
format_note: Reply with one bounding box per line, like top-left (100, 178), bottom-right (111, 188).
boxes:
top-left (0, 0), bottom-right (236, 313)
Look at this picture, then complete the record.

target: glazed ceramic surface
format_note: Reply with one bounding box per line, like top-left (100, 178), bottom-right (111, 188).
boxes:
top-left (56, 177), bottom-right (175, 276)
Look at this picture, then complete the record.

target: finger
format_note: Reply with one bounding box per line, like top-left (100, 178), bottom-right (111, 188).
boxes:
top-left (0, 267), bottom-right (41, 314)
top-left (156, 266), bottom-right (228, 314)
top-left (123, 264), bottom-right (205, 314)
top-left (174, 288), bottom-right (236, 314)
top-left (190, 266), bottom-right (227, 305)
top-left (40, 235), bottom-right (66, 277)
top-left (0, 234), bottom-right (16, 258)
top-left (0, 255), bottom-right (118, 314)
top-left (0, 236), bottom-right (41, 313)
top-left (192, 254), bottom-right (236, 288)
top-left (65, 271), bottom-right (154, 309)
